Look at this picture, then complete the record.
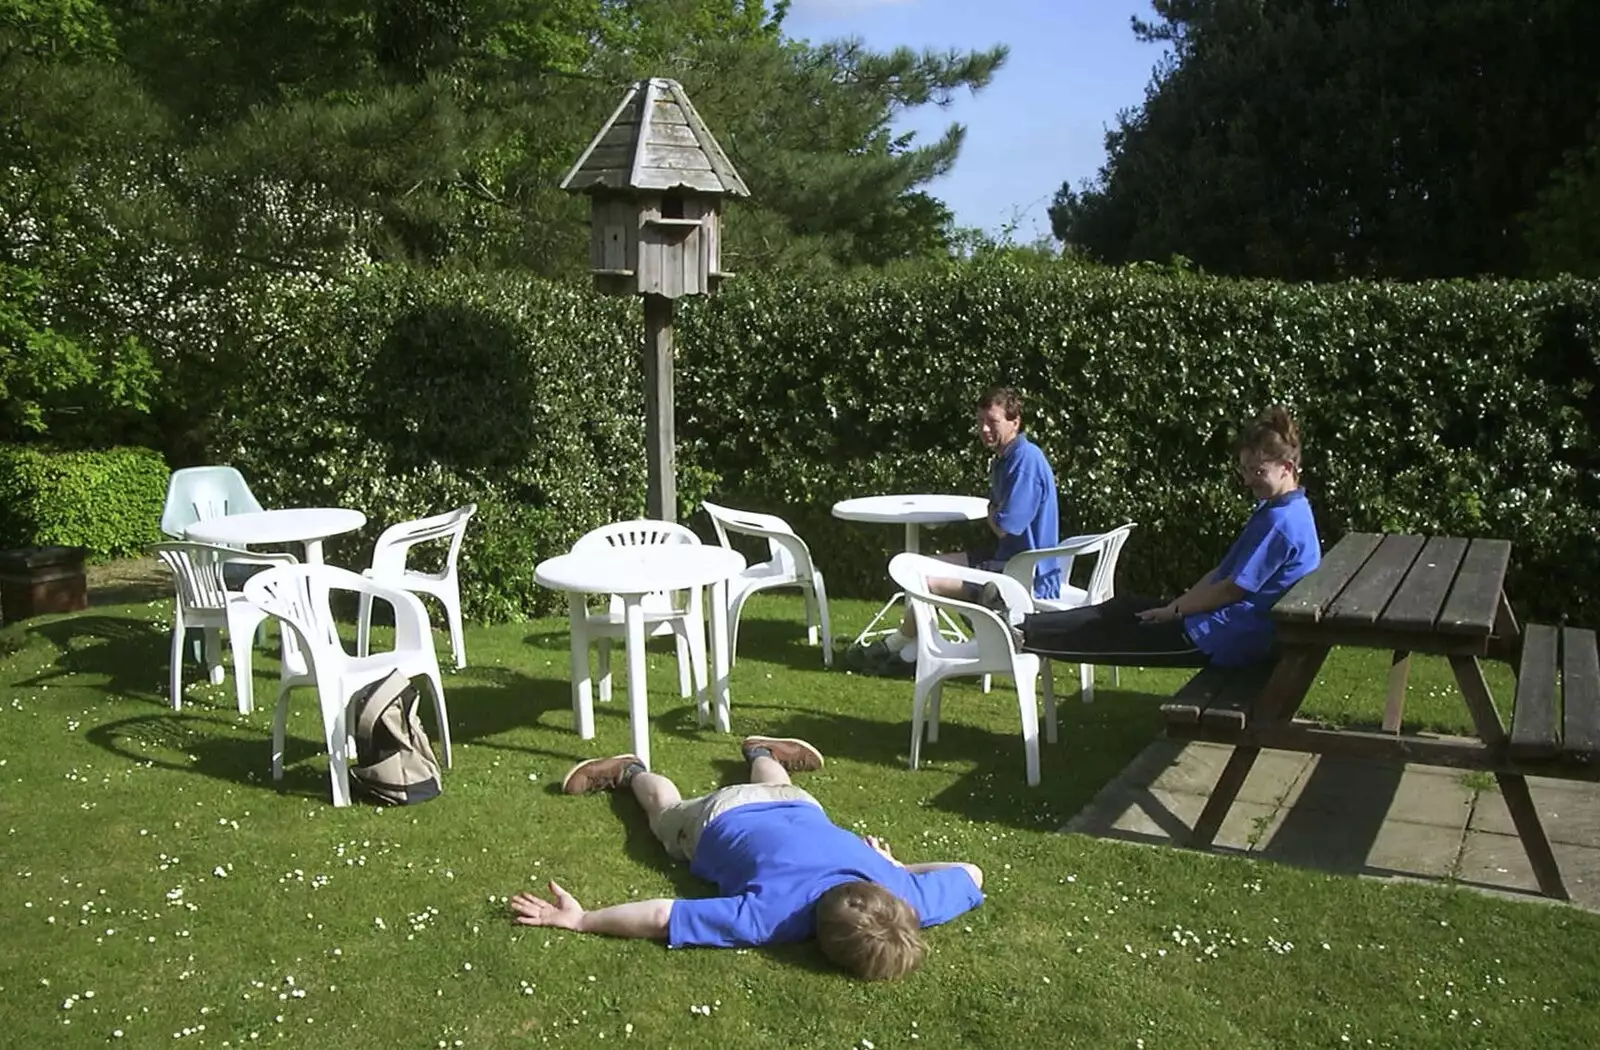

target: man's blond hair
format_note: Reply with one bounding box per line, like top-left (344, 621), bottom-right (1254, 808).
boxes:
top-left (814, 881), bottom-right (927, 981)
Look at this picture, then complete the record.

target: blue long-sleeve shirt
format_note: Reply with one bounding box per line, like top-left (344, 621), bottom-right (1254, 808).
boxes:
top-left (989, 433), bottom-right (1060, 598)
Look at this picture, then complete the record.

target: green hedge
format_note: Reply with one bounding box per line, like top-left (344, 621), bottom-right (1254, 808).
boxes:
top-left (0, 444), bottom-right (168, 557)
top-left (674, 262), bottom-right (1600, 623)
top-left (210, 268), bottom-right (656, 624)
top-left (206, 259), bottom-right (1600, 624)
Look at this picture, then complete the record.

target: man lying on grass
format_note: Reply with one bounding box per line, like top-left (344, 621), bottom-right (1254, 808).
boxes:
top-left (508, 737), bottom-right (985, 980)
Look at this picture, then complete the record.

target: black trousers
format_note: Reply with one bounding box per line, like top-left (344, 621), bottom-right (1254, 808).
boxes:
top-left (1020, 595), bottom-right (1208, 668)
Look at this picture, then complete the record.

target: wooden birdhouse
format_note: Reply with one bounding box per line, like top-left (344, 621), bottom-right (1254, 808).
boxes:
top-left (561, 78), bottom-right (749, 299)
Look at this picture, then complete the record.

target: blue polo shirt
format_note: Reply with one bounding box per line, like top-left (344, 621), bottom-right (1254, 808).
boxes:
top-left (666, 802), bottom-right (984, 949)
top-left (990, 433), bottom-right (1061, 598)
top-left (1183, 489), bottom-right (1321, 667)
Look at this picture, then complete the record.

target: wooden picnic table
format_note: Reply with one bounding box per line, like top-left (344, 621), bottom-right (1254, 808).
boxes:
top-left (1169, 531), bottom-right (1595, 901)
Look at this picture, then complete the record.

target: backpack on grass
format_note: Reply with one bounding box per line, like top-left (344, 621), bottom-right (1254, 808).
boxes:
top-left (350, 669), bottom-right (442, 805)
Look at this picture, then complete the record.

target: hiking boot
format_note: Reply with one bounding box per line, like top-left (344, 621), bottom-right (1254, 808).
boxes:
top-left (741, 736), bottom-right (824, 772)
top-left (561, 753), bottom-right (645, 794)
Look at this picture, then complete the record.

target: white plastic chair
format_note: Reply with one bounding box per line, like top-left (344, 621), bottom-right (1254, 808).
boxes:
top-left (160, 466), bottom-right (265, 539)
top-left (243, 564), bottom-right (452, 808)
top-left (572, 520), bottom-right (707, 704)
top-left (702, 500), bottom-right (832, 667)
top-left (1003, 523), bottom-right (1136, 703)
top-left (151, 542), bottom-right (298, 714)
top-left (356, 504), bottom-right (476, 669)
top-left (888, 553), bottom-right (1057, 787)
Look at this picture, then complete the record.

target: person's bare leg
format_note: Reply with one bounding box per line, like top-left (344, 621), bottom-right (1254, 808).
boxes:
top-left (749, 756), bottom-right (791, 786)
top-left (630, 770), bottom-right (683, 822)
top-left (897, 552), bottom-right (969, 638)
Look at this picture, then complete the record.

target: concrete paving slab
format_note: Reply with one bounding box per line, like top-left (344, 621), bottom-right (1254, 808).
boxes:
top-left (1289, 758), bottom-right (1476, 829)
top-left (1147, 739), bottom-right (1311, 806)
top-left (1467, 778), bottom-right (1600, 846)
top-left (1455, 832), bottom-right (1600, 908)
top-left (1065, 737), bottom-right (1600, 911)
top-left (1068, 784), bottom-right (1281, 853)
top-left (1258, 815), bottom-right (1462, 879)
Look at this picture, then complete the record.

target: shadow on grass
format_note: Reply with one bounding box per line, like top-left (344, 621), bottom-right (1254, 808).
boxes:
top-left (83, 710), bottom-right (334, 802)
top-left (19, 614), bottom-right (170, 704)
top-left (655, 677), bottom-right (1173, 833)
top-left (521, 613), bottom-right (832, 676)
top-left (442, 665), bottom-right (573, 746)
top-left (36, 604), bottom-right (1168, 841)
top-left (726, 616), bottom-right (834, 673)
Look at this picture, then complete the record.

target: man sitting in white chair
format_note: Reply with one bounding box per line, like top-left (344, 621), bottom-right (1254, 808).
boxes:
top-left (870, 385), bottom-right (1061, 668)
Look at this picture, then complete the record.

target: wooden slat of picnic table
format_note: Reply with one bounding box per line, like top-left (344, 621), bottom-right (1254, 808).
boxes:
top-left (1325, 533), bottom-right (1426, 625)
top-left (1380, 535), bottom-right (1470, 630)
top-left (1562, 627), bottom-right (1600, 757)
top-left (1436, 538), bottom-right (1512, 635)
top-left (1510, 623), bottom-right (1560, 757)
top-left (1274, 532), bottom-right (1383, 624)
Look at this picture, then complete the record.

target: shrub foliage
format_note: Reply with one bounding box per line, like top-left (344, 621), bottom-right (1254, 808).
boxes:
top-left (0, 445), bottom-right (168, 558)
top-left (200, 260), bottom-right (1600, 624)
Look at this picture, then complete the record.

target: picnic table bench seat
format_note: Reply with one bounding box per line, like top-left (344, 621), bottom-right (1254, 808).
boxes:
top-left (1511, 624), bottom-right (1600, 763)
top-left (1161, 663), bottom-right (1276, 734)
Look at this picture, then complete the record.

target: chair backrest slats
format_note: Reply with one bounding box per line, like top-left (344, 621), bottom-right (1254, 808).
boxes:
top-left (243, 565), bottom-right (376, 669)
top-left (151, 541), bottom-right (296, 612)
top-left (1083, 524), bottom-right (1136, 604)
top-left (160, 466), bottom-right (265, 539)
top-left (572, 519), bottom-right (699, 553)
top-left (571, 519), bottom-right (700, 612)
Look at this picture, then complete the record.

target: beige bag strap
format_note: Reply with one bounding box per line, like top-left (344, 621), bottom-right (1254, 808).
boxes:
top-left (356, 670), bottom-right (414, 745)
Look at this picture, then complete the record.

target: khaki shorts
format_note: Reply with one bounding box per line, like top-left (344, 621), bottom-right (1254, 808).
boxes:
top-left (650, 783), bottom-right (823, 862)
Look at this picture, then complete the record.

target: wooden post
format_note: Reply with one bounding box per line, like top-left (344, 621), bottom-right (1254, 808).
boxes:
top-left (642, 294), bottom-right (676, 521)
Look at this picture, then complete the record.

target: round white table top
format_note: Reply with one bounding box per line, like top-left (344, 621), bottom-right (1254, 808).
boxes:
top-left (831, 494), bottom-right (990, 525)
top-left (186, 508), bottom-right (368, 548)
top-left (536, 544), bottom-right (747, 596)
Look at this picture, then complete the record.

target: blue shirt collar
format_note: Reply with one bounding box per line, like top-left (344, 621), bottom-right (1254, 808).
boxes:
top-left (997, 432), bottom-right (1031, 460)
top-left (1257, 487), bottom-right (1307, 510)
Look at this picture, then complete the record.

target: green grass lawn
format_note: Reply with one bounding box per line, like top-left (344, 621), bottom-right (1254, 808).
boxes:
top-left (1, 590), bottom-right (1596, 1049)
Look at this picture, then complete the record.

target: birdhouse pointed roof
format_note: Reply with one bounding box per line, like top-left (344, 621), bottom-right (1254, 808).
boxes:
top-left (561, 78), bottom-right (750, 198)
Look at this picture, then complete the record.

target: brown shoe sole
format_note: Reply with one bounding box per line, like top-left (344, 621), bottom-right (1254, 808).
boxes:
top-left (561, 753), bottom-right (644, 794)
top-left (742, 736), bottom-right (824, 772)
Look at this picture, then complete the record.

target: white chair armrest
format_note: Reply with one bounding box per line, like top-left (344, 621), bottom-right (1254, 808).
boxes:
top-left (221, 549), bottom-right (300, 569)
top-left (714, 522), bottom-right (814, 575)
top-left (359, 580), bottom-right (434, 652)
top-left (1003, 527), bottom-right (1134, 596)
top-left (912, 588), bottom-right (1021, 654)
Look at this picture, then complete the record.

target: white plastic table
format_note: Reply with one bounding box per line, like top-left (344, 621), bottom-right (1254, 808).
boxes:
top-left (831, 494), bottom-right (991, 644)
top-left (535, 544), bottom-right (747, 769)
top-left (185, 508), bottom-right (367, 564)
top-left (831, 494), bottom-right (990, 553)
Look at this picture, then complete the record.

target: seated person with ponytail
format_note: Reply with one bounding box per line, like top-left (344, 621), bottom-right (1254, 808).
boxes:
top-left (1019, 406), bottom-right (1321, 668)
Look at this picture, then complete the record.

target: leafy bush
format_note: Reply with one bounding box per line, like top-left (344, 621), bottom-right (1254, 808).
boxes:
top-left (209, 266), bottom-right (656, 623)
top-left (0, 444), bottom-right (168, 557)
top-left (204, 258), bottom-right (1600, 625)
top-left (0, 263), bottom-right (159, 446)
top-left (676, 261), bottom-right (1600, 623)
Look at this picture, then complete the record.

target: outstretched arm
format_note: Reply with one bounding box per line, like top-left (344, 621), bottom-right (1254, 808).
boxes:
top-left (863, 836), bottom-right (985, 889)
top-left (509, 881), bottom-right (672, 940)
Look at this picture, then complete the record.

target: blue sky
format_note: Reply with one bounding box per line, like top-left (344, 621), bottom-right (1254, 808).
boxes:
top-left (779, 0), bottom-right (1169, 242)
